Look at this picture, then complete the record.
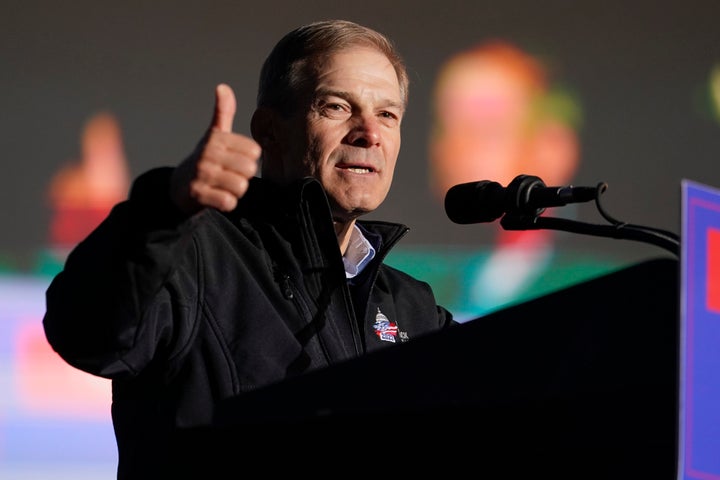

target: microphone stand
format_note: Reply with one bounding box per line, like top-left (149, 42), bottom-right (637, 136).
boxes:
top-left (498, 183), bottom-right (680, 257)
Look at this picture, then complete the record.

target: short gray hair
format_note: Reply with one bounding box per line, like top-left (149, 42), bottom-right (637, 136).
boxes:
top-left (257, 19), bottom-right (409, 113)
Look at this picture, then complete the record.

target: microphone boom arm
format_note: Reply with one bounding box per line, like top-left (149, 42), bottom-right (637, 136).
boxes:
top-left (498, 182), bottom-right (680, 257)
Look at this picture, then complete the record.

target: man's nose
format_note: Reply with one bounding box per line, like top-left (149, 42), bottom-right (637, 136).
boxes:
top-left (346, 115), bottom-right (381, 147)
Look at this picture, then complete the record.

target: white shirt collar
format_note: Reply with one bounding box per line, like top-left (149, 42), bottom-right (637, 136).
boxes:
top-left (343, 224), bottom-right (376, 279)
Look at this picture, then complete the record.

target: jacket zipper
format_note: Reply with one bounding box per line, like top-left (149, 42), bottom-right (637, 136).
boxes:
top-left (279, 273), bottom-right (335, 363)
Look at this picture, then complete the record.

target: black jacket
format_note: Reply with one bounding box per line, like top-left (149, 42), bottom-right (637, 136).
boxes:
top-left (43, 167), bottom-right (456, 477)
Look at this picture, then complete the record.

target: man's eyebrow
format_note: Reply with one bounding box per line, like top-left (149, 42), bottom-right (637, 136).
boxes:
top-left (315, 88), bottom-right (404, 110)
top-left (314, 88), bottom-right (352, 99)
top-left (382, 99), bottom-right (405, 111)
top-left (314, 88), bottom-right (351, 101)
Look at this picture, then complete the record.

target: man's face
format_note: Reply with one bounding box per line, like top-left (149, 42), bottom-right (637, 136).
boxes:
top-left (431, 59), bottom-right (534, 195)
top-left (272, 47), bottom-right (404, 223)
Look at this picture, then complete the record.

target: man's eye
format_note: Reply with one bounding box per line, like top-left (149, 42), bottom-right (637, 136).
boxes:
top-left (380, 111), bottom-right (401, 125)
top-left (319, 102), bottom-right (350, 117)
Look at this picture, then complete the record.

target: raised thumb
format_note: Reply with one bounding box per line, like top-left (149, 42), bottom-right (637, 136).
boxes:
top-left (211, 83), bottom-right (236, 132)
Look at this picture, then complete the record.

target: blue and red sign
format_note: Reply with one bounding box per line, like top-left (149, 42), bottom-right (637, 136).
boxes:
top-left (680, 179), bottom-right (720, 480)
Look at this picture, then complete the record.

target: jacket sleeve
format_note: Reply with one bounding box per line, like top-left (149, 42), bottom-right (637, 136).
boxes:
top-left (43, 167), bottom-right (200, 379)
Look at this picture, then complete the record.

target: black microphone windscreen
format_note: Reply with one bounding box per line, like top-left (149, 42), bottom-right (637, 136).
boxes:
top-left (444, 180), bottom-right (506, 224)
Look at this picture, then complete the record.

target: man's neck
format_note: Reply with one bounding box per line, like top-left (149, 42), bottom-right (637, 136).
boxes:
top-left (334, 220), bottom-right (356, 255)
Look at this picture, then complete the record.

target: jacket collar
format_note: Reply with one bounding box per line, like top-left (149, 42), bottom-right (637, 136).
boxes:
top-left (232, 176), bottom-right (409, 260)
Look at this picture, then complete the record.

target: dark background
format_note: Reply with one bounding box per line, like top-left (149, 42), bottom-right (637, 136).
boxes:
top-left (3, 0), bottom-right (719, 270)
top-left (1, 2), bottom-right (718, 475)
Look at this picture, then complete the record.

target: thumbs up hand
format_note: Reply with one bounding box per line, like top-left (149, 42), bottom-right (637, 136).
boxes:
top-left (170, 84), bottom-right (261, 215)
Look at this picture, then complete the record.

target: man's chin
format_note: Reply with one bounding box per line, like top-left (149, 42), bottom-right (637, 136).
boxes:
top-left (331, 205), bottom-right (373, 224)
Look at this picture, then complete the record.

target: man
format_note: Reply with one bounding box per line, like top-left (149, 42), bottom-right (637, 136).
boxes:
top-left (43, 19), bottom-right (456, 477)
top-left (415, 40), bottom-right (599, 319)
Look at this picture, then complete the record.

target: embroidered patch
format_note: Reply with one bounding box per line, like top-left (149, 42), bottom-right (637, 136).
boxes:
top-left (373, 308), bottom-right (400, 343)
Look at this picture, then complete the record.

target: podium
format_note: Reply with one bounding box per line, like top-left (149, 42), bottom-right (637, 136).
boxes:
top-left (174, 257), bottom-right (679, 478)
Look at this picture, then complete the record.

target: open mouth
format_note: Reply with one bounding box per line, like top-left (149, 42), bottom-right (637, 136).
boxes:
top-left (338, 163), bottom-right (376, 174)
top-left (344, 166), bottom-right (374, 173)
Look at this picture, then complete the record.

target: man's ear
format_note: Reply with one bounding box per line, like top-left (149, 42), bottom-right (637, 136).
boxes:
top-left (250, 107), bottom-right (276, 149)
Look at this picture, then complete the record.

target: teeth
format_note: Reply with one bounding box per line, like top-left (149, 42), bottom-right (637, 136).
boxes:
top-left (346, 167), bottom-right (371, 173)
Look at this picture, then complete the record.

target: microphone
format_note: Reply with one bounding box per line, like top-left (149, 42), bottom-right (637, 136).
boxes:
top-left (444, 174), bottom-right (597, 224)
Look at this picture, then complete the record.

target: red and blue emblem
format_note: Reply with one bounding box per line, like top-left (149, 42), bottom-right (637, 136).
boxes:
top-left (372, 308), bottom-right (399, 343)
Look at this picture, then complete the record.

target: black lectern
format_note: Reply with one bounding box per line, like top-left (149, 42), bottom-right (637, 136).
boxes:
top-left (174, 257), bottom-right (679, 479)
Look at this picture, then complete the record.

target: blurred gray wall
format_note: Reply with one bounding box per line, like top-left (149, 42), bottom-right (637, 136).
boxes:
top-left (3, 0), bottom-right (719, 269)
